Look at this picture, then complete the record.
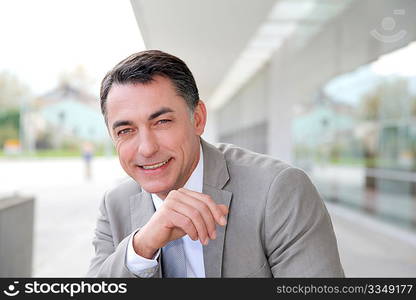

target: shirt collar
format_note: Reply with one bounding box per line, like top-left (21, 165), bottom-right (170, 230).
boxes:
top-left (151, 143), bottom-right (204, 210)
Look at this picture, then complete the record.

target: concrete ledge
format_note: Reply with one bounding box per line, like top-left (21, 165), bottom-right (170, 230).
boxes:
top-left (0, 195), bottom-right (35, 277)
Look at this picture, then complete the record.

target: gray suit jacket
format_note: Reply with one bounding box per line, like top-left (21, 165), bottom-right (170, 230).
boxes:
top-left (87, 140), bottom-right (344, 277)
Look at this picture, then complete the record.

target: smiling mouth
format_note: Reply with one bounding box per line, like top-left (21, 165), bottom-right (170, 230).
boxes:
top-left (139, 158), bottom-right (171, 170)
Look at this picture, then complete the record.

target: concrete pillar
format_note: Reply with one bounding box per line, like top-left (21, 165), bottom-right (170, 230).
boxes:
top-left (202, 108), bottom-right (218, 144)
top-left (267, 42), bottom-right (295, 164)
top-left (0, 195), bottom-right (35, 276)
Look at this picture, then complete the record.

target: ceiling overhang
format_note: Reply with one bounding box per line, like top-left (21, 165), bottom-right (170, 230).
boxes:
top-left (130, 0), bottom-right (276, 107)
top-left (130, 0), bottom-right (352, 110)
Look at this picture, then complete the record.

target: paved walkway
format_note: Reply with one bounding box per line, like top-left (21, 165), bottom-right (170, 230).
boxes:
top-left (0, 157), bottom-right (127, 277)
top-left (1, 157), bottom-right (415, 277)
top-left (328, 203), bottom-right (416, 277)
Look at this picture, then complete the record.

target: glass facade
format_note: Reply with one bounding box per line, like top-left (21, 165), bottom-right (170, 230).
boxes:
top-left (293, 42), bottom-right (416, 229)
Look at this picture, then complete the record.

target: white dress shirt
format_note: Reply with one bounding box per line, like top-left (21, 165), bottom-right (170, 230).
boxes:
top-left (126, 145), bottom-right (206, 277)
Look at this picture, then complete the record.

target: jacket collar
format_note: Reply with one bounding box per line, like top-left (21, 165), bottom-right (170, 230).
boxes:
top-left (201, 138), bottom-right (230, 189)
top-left (201, 139), bottom-right (232, 277)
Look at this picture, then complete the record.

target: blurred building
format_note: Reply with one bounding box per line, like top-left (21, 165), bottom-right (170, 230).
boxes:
top-left (130, 0), bottom-right (416, 229)
top-left (31, 83), bottom-right (109, 150)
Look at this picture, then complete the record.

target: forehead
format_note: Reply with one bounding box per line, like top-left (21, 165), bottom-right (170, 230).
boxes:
top-left (106, 76), bottom-right (187, 121)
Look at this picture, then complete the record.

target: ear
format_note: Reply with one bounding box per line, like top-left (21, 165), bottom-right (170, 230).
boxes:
top-left (193, 100), bottom-right (207, 136)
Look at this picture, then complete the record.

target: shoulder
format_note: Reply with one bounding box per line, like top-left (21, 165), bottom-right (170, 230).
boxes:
top-left (103, 176), bottom-right (142, 207)
top-left (212, 142), bottom-right (316, 197)
top-left (215, 142), bottom-right (293, 180)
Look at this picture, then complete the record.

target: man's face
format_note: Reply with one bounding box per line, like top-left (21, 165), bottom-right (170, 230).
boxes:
top-left (106, 76), bottom-right (206, 199)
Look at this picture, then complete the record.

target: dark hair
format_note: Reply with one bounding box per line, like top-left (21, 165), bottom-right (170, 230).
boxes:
top-left (100, 50), bottom-right (199, 122)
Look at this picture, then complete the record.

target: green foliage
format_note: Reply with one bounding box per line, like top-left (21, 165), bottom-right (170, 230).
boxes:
top-left (0, 109), bottom-right (19, 129)
top-left (0, 124), bottom-right (18, 145)
top-left (0, 109), bottom-right (20, 146)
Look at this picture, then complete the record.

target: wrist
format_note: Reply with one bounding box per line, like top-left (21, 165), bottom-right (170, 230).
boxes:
top-left (133, 228), bottom-right (158, 259)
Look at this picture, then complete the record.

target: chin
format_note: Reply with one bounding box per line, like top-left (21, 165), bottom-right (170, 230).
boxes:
top-left (139, 180), bottom-right (174, 195)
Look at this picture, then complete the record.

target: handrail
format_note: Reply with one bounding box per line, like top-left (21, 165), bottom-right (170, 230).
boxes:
top-left (365, 168), bottom-right (416, 182)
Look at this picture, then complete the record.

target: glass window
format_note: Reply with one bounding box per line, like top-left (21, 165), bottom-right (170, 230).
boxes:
top-left (294, 41), bottom-right (416, 229)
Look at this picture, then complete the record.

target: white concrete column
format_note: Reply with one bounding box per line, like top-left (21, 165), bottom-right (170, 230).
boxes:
top-left (267, 44), bottom-right (295, 164)
top-left (202, 108), bottom-right (218, 144)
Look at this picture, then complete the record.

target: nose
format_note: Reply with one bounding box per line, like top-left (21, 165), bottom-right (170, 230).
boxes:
top-left (137, 129), bottom-right (159, 158)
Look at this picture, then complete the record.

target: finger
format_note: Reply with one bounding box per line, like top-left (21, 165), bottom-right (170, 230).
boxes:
top-left (176, 190), bottom-right (217, 240)
top-left (168, 210), bottom-right (198, 241)
top-left (218, 204), bottom-right (229, 215)
top-left (165, 197), bottom-right (210, 245)
top-left (179, 188), bottom-right (228, 226)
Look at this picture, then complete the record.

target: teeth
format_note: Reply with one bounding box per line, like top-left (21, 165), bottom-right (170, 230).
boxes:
top-left (141, 159), bottom-right (169, 170)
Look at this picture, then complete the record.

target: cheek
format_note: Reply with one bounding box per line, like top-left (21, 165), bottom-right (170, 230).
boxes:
top-left (114, 140), bottom-right (123, 157)
top-left (116, 141), bottom-right (134, 163)
top-left (155, 127), bottom-right (179, 145)
top-left (176, 132), bottom-right (196, 162)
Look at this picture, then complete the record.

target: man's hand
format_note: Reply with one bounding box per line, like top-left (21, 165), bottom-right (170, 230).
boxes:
top-left (133, 188), bottom-right (229, 259)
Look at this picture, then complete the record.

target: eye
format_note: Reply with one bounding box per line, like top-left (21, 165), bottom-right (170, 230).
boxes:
top-left (117, 128), bottom-right (133, 136)
top-left (156, 119), bottom-right (171, 125)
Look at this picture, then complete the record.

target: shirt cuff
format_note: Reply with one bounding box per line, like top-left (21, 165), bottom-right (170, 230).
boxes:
top-left (126, 229), bottom-right (161, 277)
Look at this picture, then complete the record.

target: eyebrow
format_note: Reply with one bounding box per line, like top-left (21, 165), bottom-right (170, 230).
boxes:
top-left (112, 120), bottom-right (133, 131)
top-left (148, 107), bottom-right (174, 121)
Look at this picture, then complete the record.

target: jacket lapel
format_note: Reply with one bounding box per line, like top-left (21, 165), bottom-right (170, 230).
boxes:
top-left (201, 139), bottom-right (232, 277)
top-left (202, 185), bottom-right (232, 277)
top-left (129, 190), bottom-right (155, 231)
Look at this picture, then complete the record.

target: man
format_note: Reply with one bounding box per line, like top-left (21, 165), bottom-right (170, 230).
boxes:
top-left (87, 50), bottom-right (344, 278)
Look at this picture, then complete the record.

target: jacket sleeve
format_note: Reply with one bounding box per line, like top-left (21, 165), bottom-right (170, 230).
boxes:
top-left (86, 195), bottom-right (161, 278)
top-left (264, 167), bottom-right (345, 277)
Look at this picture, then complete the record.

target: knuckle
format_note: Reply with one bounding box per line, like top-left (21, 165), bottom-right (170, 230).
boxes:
top-left (189, 208), bottom-right (201, 219)
top-left (181, 217), bottom-right (192, 227)
top-left (200, 202), bottom-right (211, 214)
top-left (193, 201), bottom-right (208, 214)
top-left (202, 194), bottom-right (212, 202)
top-left (167, 189), bottom-right (180, 199)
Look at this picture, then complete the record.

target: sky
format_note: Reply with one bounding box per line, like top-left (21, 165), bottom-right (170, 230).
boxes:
top-left (0, 0), bottom-right (145, 97)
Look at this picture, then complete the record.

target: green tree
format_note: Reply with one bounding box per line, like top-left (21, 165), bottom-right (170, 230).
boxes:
top-left (0, 109), bottom-right (20, 146)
